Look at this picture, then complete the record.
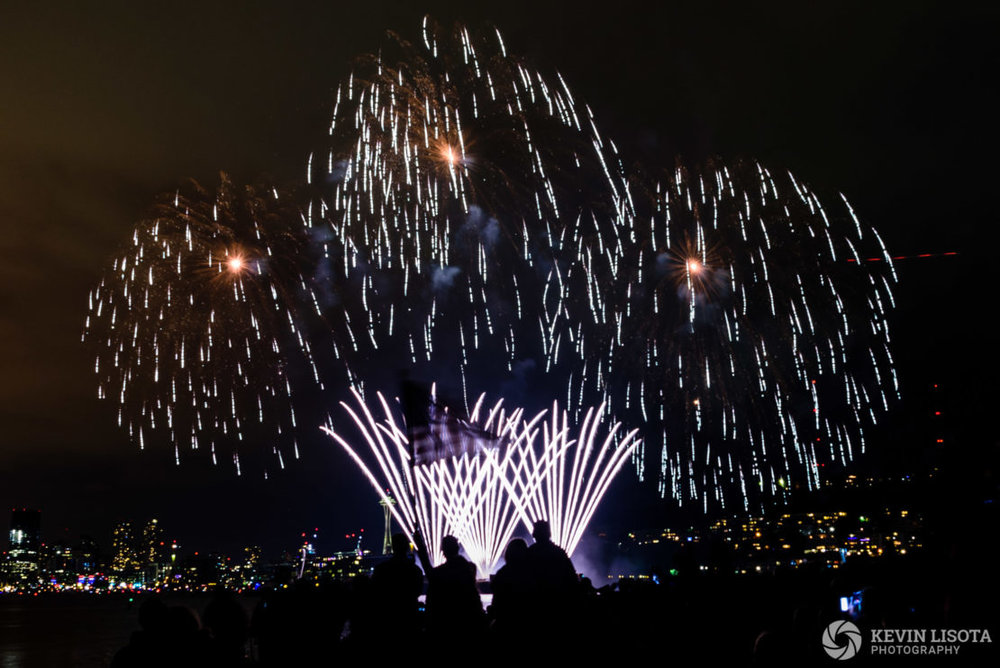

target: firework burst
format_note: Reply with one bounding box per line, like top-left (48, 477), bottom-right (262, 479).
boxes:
top-left (581, 159), bottom-right (899, 510)
top-left (85, 174), bottom-right (323, 475)
top-left (306, 18), bottom-right (633, 402)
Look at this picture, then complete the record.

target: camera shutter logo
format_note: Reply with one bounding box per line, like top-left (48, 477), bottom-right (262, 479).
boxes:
top-left (823, 620), bottom-right (863, 660)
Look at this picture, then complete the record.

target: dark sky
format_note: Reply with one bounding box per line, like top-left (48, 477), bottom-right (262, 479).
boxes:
top-left (0, 1), bottom-right (996, 557)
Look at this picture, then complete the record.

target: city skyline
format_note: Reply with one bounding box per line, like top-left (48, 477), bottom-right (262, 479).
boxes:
top-left (0, 475), bottom-right (945, 593)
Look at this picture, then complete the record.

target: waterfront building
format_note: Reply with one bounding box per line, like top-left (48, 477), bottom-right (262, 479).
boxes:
top-left (5, 508), bottom-right (42, 587)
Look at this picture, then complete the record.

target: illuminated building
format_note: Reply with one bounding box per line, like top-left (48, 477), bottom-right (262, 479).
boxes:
top-left (43, 541), bottom-right (76, 585)
top-left (142, 518), bottom-right (168, 585)
top-left (74, 534), bottom-right (99, 575)
top-left (142, 519), bottom-right (163, 564)
top-left (236, 545), bottom-right (262, 588)
top-left (5, 508), bottom-right (41, 587)
top-left (111, 521), bottom-right (141, 580)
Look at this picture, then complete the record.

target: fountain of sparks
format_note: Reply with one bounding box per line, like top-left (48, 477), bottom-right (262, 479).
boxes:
top-left (322, 388), bottom-right (640, 577)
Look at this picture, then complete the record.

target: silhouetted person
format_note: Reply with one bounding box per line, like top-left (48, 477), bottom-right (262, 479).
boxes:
top-left (203, 590), bottom-right (250, 666)
top-left (252, 580), bottom-right (350, 665)
top-left (111, 596), bottom-right (169, 668)
top-left (115, 602), bottom-right (210, 668)
top-left (525, 519), bottom-right (579, 645)
top-left (165, 605), bottom-right (210, 666)
top-left (526, 519), bottom-right (577, 595)
top-left (490, 538), bottom-right (532, 638)
top-left (426, 535), bottom-right (484, 645)
top-left (371, 533), bottom-right (424, 638)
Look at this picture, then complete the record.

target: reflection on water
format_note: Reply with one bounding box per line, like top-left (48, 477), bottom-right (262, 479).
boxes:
top-left (0, 594), bottom-right (238, 668)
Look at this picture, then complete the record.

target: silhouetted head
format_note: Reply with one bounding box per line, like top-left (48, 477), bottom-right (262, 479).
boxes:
top-left (504, 538), bottom-right (528, 565)
top-left (137, 595), bottom-right (169, 633)
top-left (441, 535), bottom-right (461, 559)
top-left (532, 520), bottom-right (552, 543)
top-left (203, 592), bottom-right (249, 647)
top-left (391, 532), bottom-right (411, 557)
top-left (165, 605), bottom-right (200, 636)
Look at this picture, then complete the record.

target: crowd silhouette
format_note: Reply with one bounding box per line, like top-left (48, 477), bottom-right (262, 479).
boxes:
top-left (111, 521), bottom-right (592, 666)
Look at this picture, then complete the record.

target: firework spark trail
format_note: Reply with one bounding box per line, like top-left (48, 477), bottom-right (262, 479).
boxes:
top-left (506, 402), bottom-right (641, 555)
top-left (85, 175), bottom-right (325, 475)
top-left (582, 159), bottom-right (899, 510)
top-left (308, 19), bottom-right (633, 400)
top-left (323, 388), bottom-right (529, 576)
top-left (322, 388), bottom-right (639, 576)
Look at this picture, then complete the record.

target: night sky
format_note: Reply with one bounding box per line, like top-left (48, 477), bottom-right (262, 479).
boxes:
top-left (0, 1), bottom-right (996, 558)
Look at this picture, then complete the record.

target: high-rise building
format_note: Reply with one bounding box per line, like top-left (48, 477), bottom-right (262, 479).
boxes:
top-left (142, 518), bottom-right (167, 585)
top-left (74, 535), bottom-right (99, 574)
top-left (111, 521), bottom-right (141, 579)
top-left (9, 508), bottom-right (41, 551)
top-left (239, 545), bottom-right (262, 588)
top-left (43, 541), bottom-right (75, 585)
top-left (142, 519), bottom-right (163, 564)
top-left (5, 508), bottom-right (42, 587)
